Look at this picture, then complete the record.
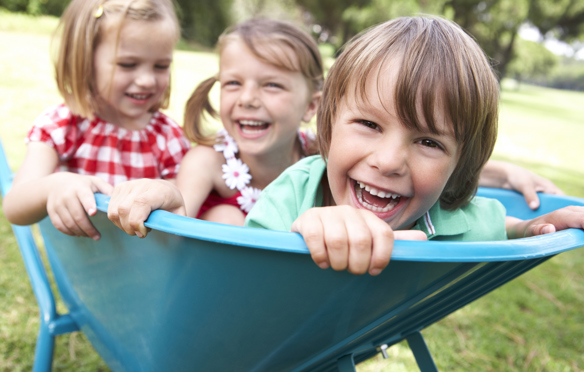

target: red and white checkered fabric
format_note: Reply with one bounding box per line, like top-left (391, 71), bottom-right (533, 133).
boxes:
top-left (26, 104), bottom-right (191, 185)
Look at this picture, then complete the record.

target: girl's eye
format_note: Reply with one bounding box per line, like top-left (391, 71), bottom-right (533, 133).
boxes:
top-left (224, 80), bottom-right (240, 86)
top-left (155, 64), bottom-right (170, 70)
top-left (118, 63), bottom-right (136, 69)
top-left (419, 139), bottom-right (442, 149)
top-left (358, 120), bottom-right (380, 131)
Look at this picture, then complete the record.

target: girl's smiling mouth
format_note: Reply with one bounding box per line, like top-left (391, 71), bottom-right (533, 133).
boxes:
top-left (125, 92), bottom-right (153, 103)
top-left (236, 120), bottom-right (272, 138)
top-left (351, 179), bottom-right (407, 218)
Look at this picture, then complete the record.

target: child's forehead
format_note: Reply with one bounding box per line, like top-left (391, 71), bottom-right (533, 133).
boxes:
top-left (341, 61), bottom-right (456, 137)
top-left (222, 35), bottom-right (301, 71)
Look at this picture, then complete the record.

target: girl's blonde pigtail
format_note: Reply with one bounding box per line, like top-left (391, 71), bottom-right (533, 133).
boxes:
top-left (183, 76), bottom-right (220, 146)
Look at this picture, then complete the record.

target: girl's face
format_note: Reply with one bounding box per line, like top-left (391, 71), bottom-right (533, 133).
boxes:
top-left (93, 18), bottom-right (175, 130)
top-left (218, 38), bottom-right (319, 160)
top-left (326, 60), bottom-right (460, 230)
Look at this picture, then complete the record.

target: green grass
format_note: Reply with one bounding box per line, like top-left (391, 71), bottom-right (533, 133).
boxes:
top-left (1, 10), bottom-right (584, 372)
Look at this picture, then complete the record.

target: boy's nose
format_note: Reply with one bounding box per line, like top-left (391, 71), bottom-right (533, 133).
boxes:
top-left (369, 141), bottom-right (408, 176)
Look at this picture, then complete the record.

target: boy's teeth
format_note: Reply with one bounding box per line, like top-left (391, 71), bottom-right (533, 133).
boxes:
top-left (355, 181), bottom-right (401, 213)
top-left (357, 181), bottom-right (400, 199)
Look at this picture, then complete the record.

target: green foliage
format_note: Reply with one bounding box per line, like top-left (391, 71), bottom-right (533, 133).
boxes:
top-left (0, 0), bottom-right (69, 16)
top-left (548, 62), bottom-right (584, 91)
top-left (529, 0), bottom-right (584, 42)
top-left (342, 0), bottom-right (422, 41)
top-left (174, 0), bottom-right (233, 47)
top-left (507, 38), bottom-right (559, 83)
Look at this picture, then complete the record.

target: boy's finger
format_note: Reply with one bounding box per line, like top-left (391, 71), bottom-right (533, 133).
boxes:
top-left (322, 212), bottom-right (350, 272)
top-left (520, 186), bottom-right (540, 210)
top-left (345, 212), bottom-right (372, 275)
top-left (366, 214), bottom-right (394, 276)
top-left (394, 230), bottom-right (428, 241)
top-left (526, 223), bottom-right (556, 237)
top-left (292, 213), bottom-right (329, 269)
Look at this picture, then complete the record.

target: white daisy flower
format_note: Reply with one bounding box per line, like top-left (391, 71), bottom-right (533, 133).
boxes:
top-left (214, 129), bottom-right (238, 158)
top-left (237, 187), bottom-right (262, 213)
top-left (222, 158), bottom-right (251, 190)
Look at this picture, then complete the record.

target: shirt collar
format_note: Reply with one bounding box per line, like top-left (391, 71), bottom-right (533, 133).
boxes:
top-left (413, 201), bottom-right (470, 239)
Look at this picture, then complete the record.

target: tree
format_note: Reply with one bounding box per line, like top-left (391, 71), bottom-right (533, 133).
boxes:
top-left (295, 0), bottom-right (584, 81)
top-left (175, 0), bottom-right (234, 47)
top-left (507, 38), bottom-right (559, 86)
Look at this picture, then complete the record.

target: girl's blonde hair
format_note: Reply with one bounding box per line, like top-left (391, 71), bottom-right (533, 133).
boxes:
top-left (318, 16), bottom-right (499, 210)
top-left (183, 18), bottom-right (323, 147)
top-left (53, 0), bottom-right (180, 119)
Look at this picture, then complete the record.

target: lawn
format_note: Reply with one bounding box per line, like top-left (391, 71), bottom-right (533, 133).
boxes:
top-left (1, 10), bottom-right (584, 372)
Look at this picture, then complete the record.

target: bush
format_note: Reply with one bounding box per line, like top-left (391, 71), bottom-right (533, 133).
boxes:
top-left (0, 0), bottom-right (69, 16)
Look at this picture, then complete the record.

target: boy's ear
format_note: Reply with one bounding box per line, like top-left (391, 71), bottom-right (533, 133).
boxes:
top-left (302, 91), bottom-right (322, 123)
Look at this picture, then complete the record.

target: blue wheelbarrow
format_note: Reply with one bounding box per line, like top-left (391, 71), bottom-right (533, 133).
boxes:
top-left (1, 139), bottom-right (583, 372)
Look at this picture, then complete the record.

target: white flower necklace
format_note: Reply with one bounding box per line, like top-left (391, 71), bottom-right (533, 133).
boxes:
top-left (213, 128), bottom-right (314, 213)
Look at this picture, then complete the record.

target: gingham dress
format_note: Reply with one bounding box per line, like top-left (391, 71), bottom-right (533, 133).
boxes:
top-left (26, 104), bottom-right (191, 185)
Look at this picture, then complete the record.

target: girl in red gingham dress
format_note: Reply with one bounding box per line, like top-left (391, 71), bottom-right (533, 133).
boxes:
top-left (3, 0), bottom-right (190, 241)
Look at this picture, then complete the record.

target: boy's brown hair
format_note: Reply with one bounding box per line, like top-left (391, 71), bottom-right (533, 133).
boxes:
top-left (53, 0), bottom-right (179, 119)
top-left (318, 16), bottom-right (499, 210)
top-left (183, 18), bottom-right (323, 150)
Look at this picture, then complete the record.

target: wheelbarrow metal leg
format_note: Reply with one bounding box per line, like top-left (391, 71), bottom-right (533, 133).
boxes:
top-left (406, 331), bottom-right (438, 372)
top-left (33, 318), bottom-right (55, 372)
top-left (337, 353), bottom-right (356, 372)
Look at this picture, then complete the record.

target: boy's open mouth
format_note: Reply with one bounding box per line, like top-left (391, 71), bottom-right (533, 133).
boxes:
top-left (354, 180), bottom-right (401, 212)
top-left (238, 120), bottom-right (271, 133)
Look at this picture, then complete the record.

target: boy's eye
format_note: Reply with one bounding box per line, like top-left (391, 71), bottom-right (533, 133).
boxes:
top-left (358, 120), bottom-right (380, 131)
top-left (118, 63), bottom-right (136, 68)
top-left (266, 82), bottom-right (283, 89)
top-left (155, 64), bottom-right (170, 70)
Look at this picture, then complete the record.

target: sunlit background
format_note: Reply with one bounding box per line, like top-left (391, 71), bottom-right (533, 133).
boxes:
top-left (1, 0), bottom-right (583, 370)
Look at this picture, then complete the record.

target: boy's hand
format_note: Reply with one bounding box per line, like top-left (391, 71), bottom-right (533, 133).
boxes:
top-left (506, 206), bottom-right (584, 239)
top-left (107, 179), bottom-right (186, 238)
top-left (481, 161), bottom-right (564, 210)
top-left (46, 173), bottom-right (113, 241)
top-left (291, 206), bottom-right (427, 276)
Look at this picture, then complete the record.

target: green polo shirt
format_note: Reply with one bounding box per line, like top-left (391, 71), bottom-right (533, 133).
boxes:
top-left (245, 156), bottom-right (507, 241)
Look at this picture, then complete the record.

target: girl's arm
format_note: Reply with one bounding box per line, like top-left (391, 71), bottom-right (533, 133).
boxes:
top-left (505, 206), bottom-right (584, 239)
top-left (107, 145), bottom-right (220, 237)
top-left (176, 145), bottom-right (224, 218)
top-left (480, 160), bottom-right (563, 209)
top-left (3, 142), bottom-right (113, 240)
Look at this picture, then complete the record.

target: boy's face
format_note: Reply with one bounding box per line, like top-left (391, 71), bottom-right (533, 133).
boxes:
top-left (326, 61), bottom-right (460, 230)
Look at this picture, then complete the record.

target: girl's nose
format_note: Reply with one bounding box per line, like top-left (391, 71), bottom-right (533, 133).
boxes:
top-left (238, 84), bottom-right (260, 108)
top-left (135, 70), bottom-right (156, 88)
